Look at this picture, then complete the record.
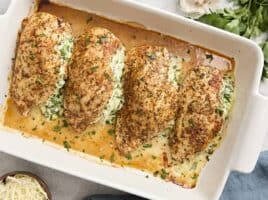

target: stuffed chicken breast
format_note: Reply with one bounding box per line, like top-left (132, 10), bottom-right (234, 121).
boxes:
top-left (115, 45), bottom-right (180, 154)
top-left (64, 27), bottom-right (125, 132)
top-left (10, 12), bottom-right (73, 119)
top-left (169, 66), bottom-right (234, 161)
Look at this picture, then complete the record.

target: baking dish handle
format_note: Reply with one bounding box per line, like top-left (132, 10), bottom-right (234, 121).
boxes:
top-left (0, 16), bottom-right (7, 35)
top-left (0, 0), bottom-right (10, 40)
top-left (262, 135), bottom-right (268, 151)
top-left (260, 81), bottom-right (268, 152)
top-left (232, 93), bottom-right (268, 173)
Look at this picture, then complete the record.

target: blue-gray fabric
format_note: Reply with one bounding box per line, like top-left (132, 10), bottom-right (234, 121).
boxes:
top-left (85, 151), bottom-right (268, 200)
top-left (220, 151), bottom-right (268, 200)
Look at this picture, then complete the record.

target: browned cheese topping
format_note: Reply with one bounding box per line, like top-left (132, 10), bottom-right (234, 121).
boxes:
top-left (10, 12), bottom-right (73, 116)
top-left (64, 27), bottom-right (124, 131)
top-left (169, 66), bottom-right (224, 161)
top-left (116, 45), bottom-right (178, 154)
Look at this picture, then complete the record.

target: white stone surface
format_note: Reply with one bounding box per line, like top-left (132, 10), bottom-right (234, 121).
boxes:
top-left (0, 152), bottom-right (123, 200)
top-left (0, 1), bottom-right (268, 200)
top-left (0, 0), bottom-right (10, 14)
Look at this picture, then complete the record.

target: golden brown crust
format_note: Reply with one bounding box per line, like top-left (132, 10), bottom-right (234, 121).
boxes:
top-left (10, 12), bottom-right (72, 116)
top-left (64, 27), bottom-right (123, 131)
top-left (116, 45), bottom-right (178, 154)
top-left (169, 66), bottom-right (224, 161)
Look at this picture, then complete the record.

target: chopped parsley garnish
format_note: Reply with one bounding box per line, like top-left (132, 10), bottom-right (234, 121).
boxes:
top-left (188, 119), bottom-right (195, 128)
top-left (151, 155), bottom-right (157, 160)
top-left (32, 126), bottom-right (37, 131)
top-left (192, 174), bottom-right (198, 180)
top-left (125, 153), bottom-right (132, 160)
top-left (160, 169), bottom-right (169, 179)
top-left (62, 119), bottom-right (69, 127)
top-left (224, 93), bottom-right (231, 103)
top-left (91, 65), bottom-right (99, 72)
top-left (63, 140), bottom-right (71, 151)
top-left (207, 148), bottom-right (214, 155)
top-left (107, 129), bottom-right (115, 136)
top-left (146, 52), bottom-right (157, 60)
top-left (143, 144), bottom-right (152, 148)
top-left (110, 153), bottom-right (115, 163)
top-left (161, 133), bottom-right (167, 138)
top-left (87, 130), bottom-right (96, 136)
top-left (215, 108), bottom-right (224, 116)
top-left (205, 54), bottom-right (213, 62)
top-left (97, 35), bottom-right (108, 44)
top-left (105, 120), bottom-right (111, 125)
top-left (153, 171), bottom-right (159, 176)
top-left (53, 125), bottom-right (61, 132)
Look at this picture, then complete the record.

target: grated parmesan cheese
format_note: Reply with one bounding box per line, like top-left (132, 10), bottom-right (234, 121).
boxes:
top-left (0, 174), bottom-right (49, 200)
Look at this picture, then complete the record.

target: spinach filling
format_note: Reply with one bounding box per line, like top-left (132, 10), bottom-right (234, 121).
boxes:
top-left (40, 36), bottom-right (73, 120)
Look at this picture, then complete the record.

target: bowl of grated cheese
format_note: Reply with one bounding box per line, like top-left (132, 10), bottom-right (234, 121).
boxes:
top-left (0, 171), bottom-right (51, 200)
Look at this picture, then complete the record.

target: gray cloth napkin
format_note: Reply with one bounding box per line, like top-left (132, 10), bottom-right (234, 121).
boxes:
top-left (220, 151), bottom-right (268, 200)
top-left (85, 151), bottom-right (268, 200)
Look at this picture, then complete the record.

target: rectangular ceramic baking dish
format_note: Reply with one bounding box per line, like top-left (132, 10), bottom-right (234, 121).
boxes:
top-left (0, 0), bottom-right (268, 199)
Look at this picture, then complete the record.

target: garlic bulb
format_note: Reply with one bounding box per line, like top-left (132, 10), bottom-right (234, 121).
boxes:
top-left (179, 0), bottom-right (220, 16)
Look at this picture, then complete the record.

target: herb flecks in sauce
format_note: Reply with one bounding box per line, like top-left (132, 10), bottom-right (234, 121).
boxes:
top-left (63, 140), bottom-right (71, 151)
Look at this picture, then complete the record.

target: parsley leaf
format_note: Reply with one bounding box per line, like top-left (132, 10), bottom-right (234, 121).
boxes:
top-left (197, 0), bottom-right (268, 79)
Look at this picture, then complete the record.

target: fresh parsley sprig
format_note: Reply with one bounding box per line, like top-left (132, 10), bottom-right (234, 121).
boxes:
top-left (197, 0), bottom-right (268, 79)
top-left (261, 41), bottom-right (268, 78)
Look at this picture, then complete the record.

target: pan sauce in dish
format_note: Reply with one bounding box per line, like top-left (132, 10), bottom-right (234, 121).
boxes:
top-left (3, 2), bottom-right (235, 188)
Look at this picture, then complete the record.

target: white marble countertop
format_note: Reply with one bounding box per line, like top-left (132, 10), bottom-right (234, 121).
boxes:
top-left (0, 0), bottom-right (268, 200)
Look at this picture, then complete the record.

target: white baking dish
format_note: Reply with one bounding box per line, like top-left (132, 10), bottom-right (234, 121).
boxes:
top-left (0, 0), bottom-right (268, 199)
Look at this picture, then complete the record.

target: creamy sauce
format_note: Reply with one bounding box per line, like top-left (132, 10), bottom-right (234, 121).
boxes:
top-left (3, 3), bottom-right (235, 188)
